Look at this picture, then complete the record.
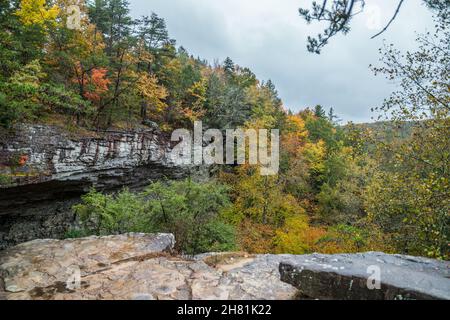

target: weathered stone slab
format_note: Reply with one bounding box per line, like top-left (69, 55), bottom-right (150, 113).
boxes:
top-left (3, 235), bottom-right (447, 300)
top-left (279, 252), bottom-right (450, 300)
top-left (0, 234), bottom-right (297, 300)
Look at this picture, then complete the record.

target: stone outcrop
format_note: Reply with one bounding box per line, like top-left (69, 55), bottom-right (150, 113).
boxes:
top-left (279, 252), bottom-right (450, 300)
top-left (0, 125), bottom-right (199, 249)
top-left (0, 124), bottom-right (194, 191)
top-left (1, 234), bottom-right (448, 300)
top-left (0, 233), bottom-right (297, 300)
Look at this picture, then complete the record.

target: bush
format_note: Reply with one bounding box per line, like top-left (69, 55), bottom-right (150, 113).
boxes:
top-left (73, 188), bottom-right (150, 235)
top-left (143, 180), bottom-right (236, 254)
top-left (72, 179), bottom-right (236, 255)
top-left (314, 224), bottom-right (395, 254)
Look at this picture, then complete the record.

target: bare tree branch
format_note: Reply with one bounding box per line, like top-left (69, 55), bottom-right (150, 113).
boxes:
top-left (371, 0), bottom-right (406, 39)
top-left (318, 0), bottom-right (328, 18)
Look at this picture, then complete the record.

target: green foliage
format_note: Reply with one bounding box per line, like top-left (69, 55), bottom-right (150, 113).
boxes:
top-left (39, 83), bottom-right (94, 121)
top-left (72, 180), bottom-right (236, 255)
top-left (0, 60), bottom-right (45, 127)
top-left (366, 22), bottom-right (449, 259)
top-left (0, 174), bottom-right (12, 186)
top-left (73, 188), bottom-right (149, 235)
top-left (0, 0), bottom-right (287, 132)
top-left (143, 180), bottom-right (235, 254)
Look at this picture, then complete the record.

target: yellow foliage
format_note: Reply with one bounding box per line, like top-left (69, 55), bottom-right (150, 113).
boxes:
top-left (274, 215), bottom-right (326, 254)
top-left (137, 73), bottom-right (168, 114)
top-left (183, 78), bottom-right (207, 122)
top-left (16, 0), bottom-right (59, 27)
top-left (303, 140), bottom-right (326, 174)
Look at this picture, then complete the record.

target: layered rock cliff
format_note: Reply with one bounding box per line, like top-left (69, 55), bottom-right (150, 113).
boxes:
top-left (0, 125), bottom-right (199, 249)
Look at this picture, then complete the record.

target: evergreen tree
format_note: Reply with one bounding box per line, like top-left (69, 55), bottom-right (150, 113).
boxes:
top-left (314, 105), bottom-right (326, 118)
top-left (223, 57), bottom-right (235, 76)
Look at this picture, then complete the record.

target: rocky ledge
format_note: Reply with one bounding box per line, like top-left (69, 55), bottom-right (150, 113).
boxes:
top-left (0, 125), bottom-right (201, 249)
top-left (280, 252), bottom-right (450, 300)
top-left (0, 233), bottom-right (297, 300)
top-left (0, 233), bottom-right (448, 300)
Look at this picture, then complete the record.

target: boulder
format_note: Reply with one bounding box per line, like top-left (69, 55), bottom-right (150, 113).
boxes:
top-left (279, 252), bottom-right (450, 300)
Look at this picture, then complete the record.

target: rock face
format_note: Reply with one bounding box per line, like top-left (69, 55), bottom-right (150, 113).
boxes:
top-left (0, 125), bottom-right (187, 189)
top-left (0, 234), bottom-right (297, 300)
top-left (279, 252), bottom-right (450, 300)
top-left (0, 125), bottom-right (198, 249)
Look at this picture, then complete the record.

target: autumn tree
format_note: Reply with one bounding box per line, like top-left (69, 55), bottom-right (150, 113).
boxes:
top-left (365, 17), bottom-right (449, 259)
top-left (0, 60), bottom-right (90, 127)
top-left (15, 0), bottom-right (59, 28)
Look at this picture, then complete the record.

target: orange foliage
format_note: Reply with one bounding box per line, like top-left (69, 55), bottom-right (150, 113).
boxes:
top-left (18, 155), bottom-right (28, 166)
top-left (83, 68), bottom-right (111, 103)
top-left (281, 114), bottom-right (308, 157)
top-left (237, 220), bottom-right (276, 254)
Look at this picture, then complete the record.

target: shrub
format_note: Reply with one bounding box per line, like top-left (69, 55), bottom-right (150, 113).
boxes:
top-left (143, 180), bottom-right (236, 254)
top-left (72, 179), bottom-right (236, 255)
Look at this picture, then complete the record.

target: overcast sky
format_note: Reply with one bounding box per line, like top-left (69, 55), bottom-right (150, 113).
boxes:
top-left (129, 0), bottom-right (435, 123)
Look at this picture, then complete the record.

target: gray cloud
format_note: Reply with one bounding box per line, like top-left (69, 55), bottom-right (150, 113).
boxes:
top-left (129, 0), bottom-right (435, 123)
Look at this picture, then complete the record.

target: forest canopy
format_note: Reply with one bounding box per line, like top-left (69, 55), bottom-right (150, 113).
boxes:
top-left (0, 0), bottom-right (448, 259)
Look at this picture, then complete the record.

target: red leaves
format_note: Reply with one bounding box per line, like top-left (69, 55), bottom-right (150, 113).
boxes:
top-left (83, 68), bottom-right (111, 103)
top-left (18, 155), bottom-right (28, 166)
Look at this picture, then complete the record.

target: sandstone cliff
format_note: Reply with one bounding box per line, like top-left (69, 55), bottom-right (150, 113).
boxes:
top-left (0, 125), bottom-right (200, 249)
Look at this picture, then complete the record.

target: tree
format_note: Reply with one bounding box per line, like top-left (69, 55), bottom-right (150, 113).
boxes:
top-left (304, 108), bottom-right (340, 150)
top-left (15, 0), bottom-right (59, 28)
top-left (0, 59), bottom-right (44, 127)
top-left (183, 77), bottom-right (207, 122)
top-left (136, 12), bottom-right (174, 73)
top-left (87, 0), bottom-right (133, 56)
top-left (274, 216), bottom-right (326, 254)
top-left (203, 69), bottom-right (252, 129)
top-left (143, 180), bottom-right (235, 254)
top-left (299, 0), bottom-right (450, 53)
top-left (0, 60), bottom-right (91, 128)
top-left (82, 67), bottom-right (111, 103)
top-left (223, 57), bottom-right (235, 76)
top-left (46, 0), bottom-right (107, 98)
top-left (328, 107), bottom-right (340, 124)
top-left (314, 105), bottom-right (326, 118)
top-left (224, 164), bottom-right (303, 227)
top-left (234, 66), bottom-right (257, 89)
top-left (365, 19), bottom-right (449, 259)
top-left (136, 72), bottom-right (168, 122)
top-left (0, 1), bottom-right (25, 77)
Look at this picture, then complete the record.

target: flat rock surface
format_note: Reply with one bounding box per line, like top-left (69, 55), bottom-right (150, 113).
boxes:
top-left (279, 252), bottom-right (450, 300)
top-left (0, 234), bottom-right (297, 300)
top-left (2, 234), bottom-right (448, 300)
